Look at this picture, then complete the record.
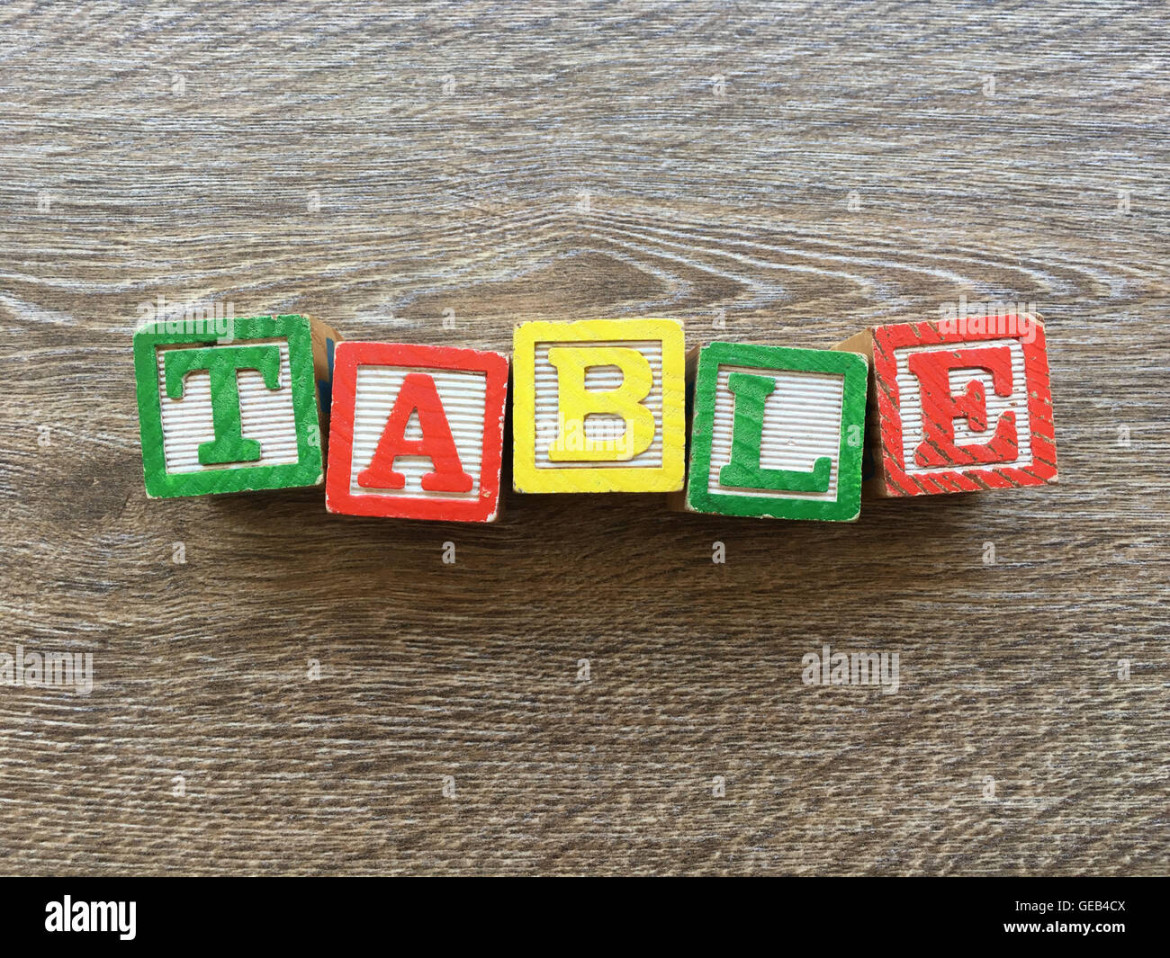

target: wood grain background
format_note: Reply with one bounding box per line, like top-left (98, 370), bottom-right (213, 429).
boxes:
top-left (1, 0), bottom-right (1166, 876)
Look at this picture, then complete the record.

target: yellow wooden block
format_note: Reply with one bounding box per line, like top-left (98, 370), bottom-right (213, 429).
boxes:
top-left (512, 319), bottom-right (686, 493)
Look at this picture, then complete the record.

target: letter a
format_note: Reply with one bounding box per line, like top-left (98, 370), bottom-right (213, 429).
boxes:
top-left (357, 373), bottom-right (473, 492)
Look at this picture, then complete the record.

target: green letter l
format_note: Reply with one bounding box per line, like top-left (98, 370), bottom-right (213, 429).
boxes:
top-left (719, 372), bottom-right (832, 493)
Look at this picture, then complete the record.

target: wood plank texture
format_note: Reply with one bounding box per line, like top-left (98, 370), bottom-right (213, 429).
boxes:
top-left (0, 0), bottom-right (1166, 875)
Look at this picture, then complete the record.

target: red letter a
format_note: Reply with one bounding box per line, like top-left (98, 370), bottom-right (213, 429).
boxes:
top-left (357, 373), bottom-right (474, 492)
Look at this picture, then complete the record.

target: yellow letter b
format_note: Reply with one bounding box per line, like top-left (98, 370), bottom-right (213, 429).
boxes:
top-left (546, 346), bottom-right (655, 461)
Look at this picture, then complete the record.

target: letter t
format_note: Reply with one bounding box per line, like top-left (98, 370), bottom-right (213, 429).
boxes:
top-left (164, 345), bottom-right (282, 465)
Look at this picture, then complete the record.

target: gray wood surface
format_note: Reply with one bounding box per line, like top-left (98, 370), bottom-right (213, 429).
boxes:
top-left (0, 0), bottom-right (1166, 875)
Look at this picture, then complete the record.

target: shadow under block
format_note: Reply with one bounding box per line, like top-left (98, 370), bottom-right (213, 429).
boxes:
top-left (134, 314), bottom-right (338, 498)
top-left (512, 319), bottom-right (686, 493)
top-left (325, 342), bottom-right (509, 522)
top-left (680, 342), bottom-right (868, 521)
top-left (835, 314), bottom-right (1057, 496)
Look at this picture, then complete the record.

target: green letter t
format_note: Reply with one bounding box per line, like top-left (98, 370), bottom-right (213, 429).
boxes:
top-left (164, 345), bottom-right (282, 465)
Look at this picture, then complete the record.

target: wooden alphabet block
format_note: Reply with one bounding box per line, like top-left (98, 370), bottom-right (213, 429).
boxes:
top-left (512, 319), bottom-right (686, 493)
top-left (680, 342), bottom-right (868, 520)
top-left (325, 342), bottom-right (508, 522)
top-left (134, 313), bottom-right (338, 498)
top-left (835, 313), bottom-right (1056, 496)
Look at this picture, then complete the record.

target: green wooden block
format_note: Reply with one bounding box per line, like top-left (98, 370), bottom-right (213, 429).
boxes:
top-left (684, 342), bottom-right (868, 521)
top-left (134, 314), bottom-right (325, 498)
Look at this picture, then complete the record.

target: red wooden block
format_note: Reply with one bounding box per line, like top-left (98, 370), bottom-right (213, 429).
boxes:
top-left (325, 342), bottom-right (508, 521)
top-left (838, 313), bottom-right (1057, 496)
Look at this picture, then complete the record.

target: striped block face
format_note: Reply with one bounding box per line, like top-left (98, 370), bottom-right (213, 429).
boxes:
top-left (869, 315), bottom-right (1057, 496)
top-left (325, 343), bottom-right (508, 521)
top-left (684, 343), bottom-right (868, 520)
top-left (133, 315), bottom-right (327, 498)
top-left (511, 319), bottom-right (686, 493)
